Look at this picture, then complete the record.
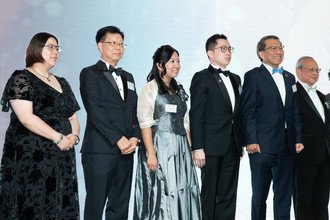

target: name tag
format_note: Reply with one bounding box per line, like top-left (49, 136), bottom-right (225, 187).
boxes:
top-left (127, 81), bottom-right (135, 91)
top-left (292, 84), bottom-right (297, 93)
top-left (165, 104), bottom-right (177, 113)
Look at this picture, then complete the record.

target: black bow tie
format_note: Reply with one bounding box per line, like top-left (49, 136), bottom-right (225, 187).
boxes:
top-left (109, 65), bottom-right (122, 76)
top-left (216, 68), bottom-right (230, 77)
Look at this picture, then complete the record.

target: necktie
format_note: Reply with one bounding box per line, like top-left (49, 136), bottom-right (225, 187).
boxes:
top-left (217, 68), bottom-right (230, 77)
top-left (109, 65), bottom-right (122, 76)
top-left (272, 67), bottom-right (284, 74)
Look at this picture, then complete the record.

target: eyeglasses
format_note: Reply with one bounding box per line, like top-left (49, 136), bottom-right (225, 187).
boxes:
top-left (102, 41), bottom-right (127, 48)
top-left (213, 46), bottom-right (234, 53)
top-left (300, 67), bottom-right (321, 74)
top-left (44, 44), bottom-right (62, 52)
top-left (264, 45), bottom-right (284, 52)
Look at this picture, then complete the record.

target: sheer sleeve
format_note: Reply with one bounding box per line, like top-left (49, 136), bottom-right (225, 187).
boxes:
top-left (1, 70), bottom-right (34, 112)
top-left (137, 80), bottom-right (158, 129)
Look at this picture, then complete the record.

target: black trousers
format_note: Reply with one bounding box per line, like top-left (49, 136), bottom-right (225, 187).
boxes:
top-left (200, 136), bottom-right (240, 220)
top-left (82, 153), bottom-right (133, 220)
top-left (295, 154), bottom-right (330, 220)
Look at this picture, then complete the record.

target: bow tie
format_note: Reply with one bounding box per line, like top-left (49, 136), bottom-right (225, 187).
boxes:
top-left (216, 68), bottom-right (230, 77)
top-left (272, 67), bottom-right (284, 75)
top-left (307, 85), bottom-right (317, 92)
top-left (109, 65), bottom-right (122, 76)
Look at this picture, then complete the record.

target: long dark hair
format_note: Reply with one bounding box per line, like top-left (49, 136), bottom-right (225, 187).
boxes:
top-left (147, 45), bottom-right (179, 94)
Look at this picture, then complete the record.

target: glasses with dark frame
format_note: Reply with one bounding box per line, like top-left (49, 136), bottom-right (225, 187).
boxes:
top-left (264, 45), bottom-right (284, 52)
top-left (44, 44), bottom-right (62, 52)
top-left (213, 46), bottom-right (234, 53)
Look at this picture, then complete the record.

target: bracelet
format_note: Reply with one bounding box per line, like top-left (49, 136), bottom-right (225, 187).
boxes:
top-left (54, 133), bottom-right (64, 145)
top-left (72, 133), bottom-right (80, 145)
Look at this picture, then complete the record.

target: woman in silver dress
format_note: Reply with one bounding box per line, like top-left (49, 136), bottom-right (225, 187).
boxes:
top-left (134, 45), bottom-right (201, 220)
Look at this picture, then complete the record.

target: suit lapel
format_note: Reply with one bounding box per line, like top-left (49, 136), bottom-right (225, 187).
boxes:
top-left (121, 73), bottom-right (128, 102)
top-left (260, 64), bottom-right (285, 107)
top-left (297, 82), bottom-right (323, 122)
top-left (96, 60), bottom-right (123, 100)
top-left (229, 74), bottom-right (240, 113)
top-left (208, 65), bottom-right (232, 111)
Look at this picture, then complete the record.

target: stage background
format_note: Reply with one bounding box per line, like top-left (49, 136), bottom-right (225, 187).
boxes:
top-left (1, 0), bottom-right (329, 219)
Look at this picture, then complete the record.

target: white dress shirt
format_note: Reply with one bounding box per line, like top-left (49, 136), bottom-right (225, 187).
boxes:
top-left (263, 63), bottom-right (286, 106)
top-left (211, 64), bottom-right (235, 111)
top-left (102, 60), bottom-right (124, 100)
top-left (299, 80), bottom-right (325, 122)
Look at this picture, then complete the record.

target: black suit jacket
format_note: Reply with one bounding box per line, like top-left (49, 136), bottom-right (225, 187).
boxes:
top-left (241, 64), bottom-right (302, 154)
top-left (190, 65), bottom-right (243, 156)
top-left (296, 82), bottom-right (330, 164)
top-left (80, 60), bottom-right (141, 154)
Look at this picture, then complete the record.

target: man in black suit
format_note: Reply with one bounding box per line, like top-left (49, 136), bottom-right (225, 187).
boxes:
top-left (190, 34), bottom-right (243, 220)
top-left (295, 56), bottom-right (330, 220)
top-left (241, 35), bottom-right (303, 220)
top-left (80, 26), bottom-right (141, 220)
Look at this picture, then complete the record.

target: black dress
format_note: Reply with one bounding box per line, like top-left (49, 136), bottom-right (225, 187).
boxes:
top-left (0, 69), bottom-right (80, 219)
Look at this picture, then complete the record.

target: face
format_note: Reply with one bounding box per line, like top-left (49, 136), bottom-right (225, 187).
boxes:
top-left (42, 37), bottom-right (59, 68)
top-left (258, 38), bottom-right (284, 68)
top-left (160, 52), bottom-right (180, 83)
top-left (98, 33), bottom-right (124, 66)
top-left (296, 58), bottom-right (319, 87)
top-left (207, 39), bottom-right (232, 69)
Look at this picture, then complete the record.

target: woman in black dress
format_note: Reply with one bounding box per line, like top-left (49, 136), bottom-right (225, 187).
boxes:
top-left (0, 32), bottom-right (80, 219)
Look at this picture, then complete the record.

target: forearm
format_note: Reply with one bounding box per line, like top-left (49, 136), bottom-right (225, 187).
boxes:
top-left (69, 113), bottom-right (80, 135)
top-left (141, 127), bottom-right (155, 156)
top-left (20, 114), bottom-right (61, 142)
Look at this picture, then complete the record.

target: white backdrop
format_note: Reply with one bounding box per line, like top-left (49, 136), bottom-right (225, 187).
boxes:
top-left (1, 1), bottom-right (329, 219)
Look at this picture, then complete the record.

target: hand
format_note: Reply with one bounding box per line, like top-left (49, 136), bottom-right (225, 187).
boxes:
top-left (246, 144), bottom-right (261, 154)
top-left (66, 134), bottom-right (78, 149)
top-left (57, 135), bottom-right (73, 151)
top-left (122, 137), bottom-right (139, 154)
top-left (117, 136), bottom-right (131, 154)
top-left (193, 149), bottom-right (206, 168)
top-left (295, 143), bottom-right (304, 153)
top-left (147, 153), bottom-right (158, 172)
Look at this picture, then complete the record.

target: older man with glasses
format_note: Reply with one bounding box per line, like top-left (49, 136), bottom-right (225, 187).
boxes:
top-left (294, 56), bottom-right (330, 220)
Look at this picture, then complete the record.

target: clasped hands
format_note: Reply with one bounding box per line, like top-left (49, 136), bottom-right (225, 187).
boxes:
top-left (57, 134), bottom-right (78, 151)
top-left (117, 136), bottom-right (140, 154)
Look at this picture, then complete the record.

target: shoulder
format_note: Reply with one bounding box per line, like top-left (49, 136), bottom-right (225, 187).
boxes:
top-left (122, 69), bottom-right (135, 81)
top-left (141, 79), bottom-right (158, 94)
top-left (191, 68), bottom-right (211, 82)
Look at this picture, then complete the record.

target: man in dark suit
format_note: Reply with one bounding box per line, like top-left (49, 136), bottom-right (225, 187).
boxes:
top-left (80, 26), bottom-right (141, 220)
top-left (241, 35), bottom-right (303, 220)
top-left (295, 56), bottom-right (330, 220)
top-left (190, 34), bottom-right (243, 220)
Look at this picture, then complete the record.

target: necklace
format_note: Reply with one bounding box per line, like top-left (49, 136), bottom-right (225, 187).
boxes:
top-left (30, 67), bottom-right (51, 82)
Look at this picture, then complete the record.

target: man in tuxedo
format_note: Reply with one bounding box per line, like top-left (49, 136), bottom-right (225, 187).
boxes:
top-left (326, 69), bottom-right (330, 105)
top-left (241, 35), bottom-right (303, 220)
top-left (190, 34), bottom-right (243, 220)
top-left (295, 56), bottom-right (330, 220)
top-left (80, 26), bottom-right (141, 220)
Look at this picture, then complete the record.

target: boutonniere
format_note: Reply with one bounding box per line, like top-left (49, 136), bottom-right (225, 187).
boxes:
top-left (325, 101), bottom-right (330, 109)
top-left (238, 84), bottom-right (242, 95)
top-left (284, 73), bottom-right (288, 77)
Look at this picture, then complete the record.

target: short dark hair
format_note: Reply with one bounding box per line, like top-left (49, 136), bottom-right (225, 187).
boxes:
top-left (25, 32), bottom-right (58, 67)
top-left (256, 35), bottom-right (280, 62)
top-left (95, 26), bottom-right (124, 43)
top-left (205, 34), bottom-right (227, 52)
top-left (147, 45), bottom-right (179, 94)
